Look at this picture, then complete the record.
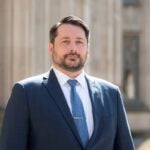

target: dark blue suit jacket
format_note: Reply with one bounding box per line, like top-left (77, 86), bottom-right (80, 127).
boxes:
top-left (0, 69), bottom-right (135, 150)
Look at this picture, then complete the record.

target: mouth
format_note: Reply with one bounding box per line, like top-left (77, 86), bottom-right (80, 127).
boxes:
top-left (65, 54), bottom-right (79, 61)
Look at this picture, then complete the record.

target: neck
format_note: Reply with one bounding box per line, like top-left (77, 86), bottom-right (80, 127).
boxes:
top-left (52, 65), bottom-right (83, 78)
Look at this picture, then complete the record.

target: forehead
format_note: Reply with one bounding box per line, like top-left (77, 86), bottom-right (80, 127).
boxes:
top-left (57, 24), bottom-right (86, 39)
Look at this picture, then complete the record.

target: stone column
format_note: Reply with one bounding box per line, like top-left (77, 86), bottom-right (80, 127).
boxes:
top-left (12, 0), bottom-right (29, 81)
top-left (0, 0), bottom-right (33, 106)
top-left (88, 0), bottom-right (121, 84)
top-left (142, 0), bottom-right (150, 108)
top-left (112, 0), bottom-right (122, 85)
top-left (0, 0), bottom-right (13, 106)
top-left (31, 0), bottom-right (49, 74)
top-left (105, 0), bottom-right (122, 84)
top-left (89, 0), bottom-right (108, 78)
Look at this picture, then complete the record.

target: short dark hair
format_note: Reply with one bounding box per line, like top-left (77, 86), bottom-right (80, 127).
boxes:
top-left (49, 15), bottom-right (90, 43)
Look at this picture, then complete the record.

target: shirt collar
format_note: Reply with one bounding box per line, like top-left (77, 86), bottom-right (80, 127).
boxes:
top-left (52, 66), bottom-right (87, 88)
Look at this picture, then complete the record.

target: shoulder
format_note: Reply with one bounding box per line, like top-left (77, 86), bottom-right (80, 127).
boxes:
top-left (14, 72), bottom-right (49, 88)
top-left (85, 74), bottom-right (119, 91)
top-left (85, 74), bottom-right (123, 104)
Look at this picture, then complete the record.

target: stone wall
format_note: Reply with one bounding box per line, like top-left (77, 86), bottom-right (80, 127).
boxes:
top-left (0, 0), bottom-right (122, 105)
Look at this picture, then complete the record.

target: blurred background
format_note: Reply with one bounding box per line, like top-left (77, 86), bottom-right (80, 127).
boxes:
top-left (0, 0), bottom-right (150, 149)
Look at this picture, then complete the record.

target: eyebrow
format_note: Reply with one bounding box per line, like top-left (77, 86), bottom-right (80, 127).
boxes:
top-left (60, 37), bottom-right (70, 40)
top-left (60, 37), bottom-right (85, 41)
top-left (76, 37), bottom-right (85, 41)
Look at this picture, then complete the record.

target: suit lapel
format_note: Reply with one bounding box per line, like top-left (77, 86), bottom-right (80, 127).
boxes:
top-left (42, 69), bottom-right (83, 147)
top-left (85, 75), bottom-right (103, 149)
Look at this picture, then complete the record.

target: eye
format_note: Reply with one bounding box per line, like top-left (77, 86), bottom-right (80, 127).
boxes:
top-left (76, 40), bottom-right (85, 46)
top-left (62, 40), bottom-right (70, 44)
top-left (76, 40), bottom-right (84, 44)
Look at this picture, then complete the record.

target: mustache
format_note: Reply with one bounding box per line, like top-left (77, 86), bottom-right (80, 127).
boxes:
top-left (64, 52), bottom-right (80, 59)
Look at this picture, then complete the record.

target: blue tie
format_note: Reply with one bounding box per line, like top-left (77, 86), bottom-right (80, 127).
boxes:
top-left (68, 79), bottom-right (89, 147)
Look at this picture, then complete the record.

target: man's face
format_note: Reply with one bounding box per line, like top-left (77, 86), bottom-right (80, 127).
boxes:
top-left (49, 24), bottom-right (88, 72)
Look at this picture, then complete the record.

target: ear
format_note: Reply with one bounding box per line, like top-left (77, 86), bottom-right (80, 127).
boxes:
top-left (48, 42), bottom-right (54, 53)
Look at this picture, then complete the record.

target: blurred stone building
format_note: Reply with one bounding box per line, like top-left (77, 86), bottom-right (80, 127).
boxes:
top-left (0, 0), bottom-right (150, 147)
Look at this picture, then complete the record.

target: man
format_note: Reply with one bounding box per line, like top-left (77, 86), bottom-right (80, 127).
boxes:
top-left (0, 15), bottom-right (135, 150)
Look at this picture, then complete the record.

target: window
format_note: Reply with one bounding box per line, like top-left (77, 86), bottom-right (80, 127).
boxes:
top-left (123, 0), bottom-right (140, 6)
top-left (123, 34), bottom-right (148, 111)
top-left (122, 33), bottom-right (141, 110)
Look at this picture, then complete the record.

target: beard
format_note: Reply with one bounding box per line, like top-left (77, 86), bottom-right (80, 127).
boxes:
top-left (52, 51), bottom-right (87, 72)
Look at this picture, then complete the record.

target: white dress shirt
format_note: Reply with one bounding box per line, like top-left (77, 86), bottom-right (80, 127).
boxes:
top-left (53, 67), bottom-right (94, 138)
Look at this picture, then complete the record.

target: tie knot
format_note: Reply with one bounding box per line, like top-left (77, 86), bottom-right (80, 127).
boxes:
top-left (68, 79), bottom-right (77, 88)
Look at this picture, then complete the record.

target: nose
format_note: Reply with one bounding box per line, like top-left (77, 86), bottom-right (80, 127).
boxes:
top-left (69, 42), bottom-right (77, 53)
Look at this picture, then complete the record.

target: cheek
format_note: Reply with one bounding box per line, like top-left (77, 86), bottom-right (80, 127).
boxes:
top-left (53, 49), bottom-right (65, 58)
top-left (81, 49), bottom-right (88, 56)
